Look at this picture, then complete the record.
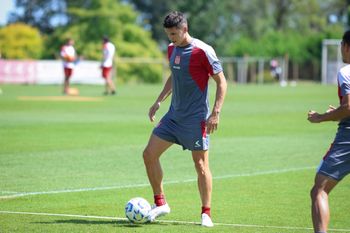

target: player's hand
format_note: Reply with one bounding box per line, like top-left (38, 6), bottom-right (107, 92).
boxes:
top-left (206, 112), bottom-right (219, 134)
top-left (149, 102), bottom-right (160, 122)
top-left (307, 110), bottom-right (322, 123)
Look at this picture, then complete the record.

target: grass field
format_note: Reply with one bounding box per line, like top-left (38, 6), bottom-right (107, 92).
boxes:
top-left (0, 82), bottom-right (349, 233)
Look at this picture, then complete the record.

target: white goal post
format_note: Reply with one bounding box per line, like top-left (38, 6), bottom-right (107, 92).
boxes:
top-left (321, 39), bottom-right (344, 85)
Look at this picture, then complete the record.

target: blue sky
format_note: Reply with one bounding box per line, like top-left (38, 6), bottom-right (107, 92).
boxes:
top-left (0, 0), bottom-right (15, 25)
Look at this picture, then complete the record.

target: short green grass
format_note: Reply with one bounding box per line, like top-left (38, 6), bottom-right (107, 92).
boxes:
top-left (0, 82), bottom-right (349, 233)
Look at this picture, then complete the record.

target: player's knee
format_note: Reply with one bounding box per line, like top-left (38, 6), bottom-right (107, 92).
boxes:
top-left (194, 162), bottom-right (210, 177)
top-left (143, 148), bottom-right (150, 162)
top-left (143, 147), bottom-right (155, 164)
top-left (310, 186), bottom-right (323, 201)
top-left (310, 186), bottom-right (317, 200)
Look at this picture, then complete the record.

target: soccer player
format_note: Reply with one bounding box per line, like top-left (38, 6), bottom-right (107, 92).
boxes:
top-left (101, 36), bottom-right (116, 95)
top-left (308, 30), bottom-right (350, 233)
top-left (60, 38), bottom-right (76, 94)
top-left (143, 11), bottom-right (227, 227)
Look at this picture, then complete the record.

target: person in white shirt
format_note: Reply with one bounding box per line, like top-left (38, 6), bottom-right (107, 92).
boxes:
top-left (60, 38), bottom-right (76, 94)
top-left (101, 36), bottom-right (116, 95)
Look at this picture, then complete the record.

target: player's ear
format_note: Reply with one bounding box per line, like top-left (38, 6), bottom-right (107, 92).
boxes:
top-left (344, 43), bottom-right (350, 55)
top-left (182, 24), bottom-right (188, 33)
top-left (347, 43), bottom-right (350, 52)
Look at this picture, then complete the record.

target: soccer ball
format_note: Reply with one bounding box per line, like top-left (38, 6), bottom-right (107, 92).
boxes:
top-left (125, 197), bottom-right (151, 224)
top-left (67, 87), bottom-right (79, 96)
top-left (65, 55), bottom-right (75, 62)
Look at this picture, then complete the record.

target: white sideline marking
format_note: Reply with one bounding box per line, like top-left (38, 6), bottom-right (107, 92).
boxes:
top-left (0, 166), bottom-right (315, 199)
top-left (0, 210), bottom-right (349, 232)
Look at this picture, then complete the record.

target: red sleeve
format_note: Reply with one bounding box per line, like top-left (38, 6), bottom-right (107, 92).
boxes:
top-left (167, 44), bottom-right (174, 61)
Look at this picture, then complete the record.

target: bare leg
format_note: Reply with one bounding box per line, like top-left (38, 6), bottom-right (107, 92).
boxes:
top-left (310, 174), bottom-right (338, 233)
top-left (104, 81), bottom-right (109, 94)
top-left (192, 150), bottom-right (212, 208)
top-left (143, 134), bottom-right (172, 195)
top-left (63, 77), bottom-right (69, 94)
top-left (106, 76), bottom-right (116, 93)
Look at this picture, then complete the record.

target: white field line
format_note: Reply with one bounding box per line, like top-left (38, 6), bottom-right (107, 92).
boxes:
top-left (0, 166), bottom-right (315, 199)
top-left (0, 210), bottom-right (349, 232)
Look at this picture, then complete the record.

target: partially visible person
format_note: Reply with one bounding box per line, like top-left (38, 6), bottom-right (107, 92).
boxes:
top-left (60, 38), bottom-right (76, 94)
top-left (270, 58), bottom-right (282, 82)
top-left (101, 36), bottom-right (116, 95)
top-left (308, 30), bottom-right (350, 233)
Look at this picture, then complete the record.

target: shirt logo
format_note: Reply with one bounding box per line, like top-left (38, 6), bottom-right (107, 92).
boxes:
top-left (174, 55), bottom-right (181, 64)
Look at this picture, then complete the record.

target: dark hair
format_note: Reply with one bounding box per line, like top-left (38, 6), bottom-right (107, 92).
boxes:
top-left (103, 36), bottom-right (109, 43)
top-left (163, 11), bottom-right (187, 28)
top-left (66, 38), bottom-right (74, 44)
top-left (343, 30), bottom-right (350, 46)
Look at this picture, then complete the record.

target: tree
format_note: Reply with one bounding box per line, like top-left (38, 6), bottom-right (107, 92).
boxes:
top-left (131, 0), bottom-right (237, 52)
top-left (8, 0), bottom-right (66, 34)
top-left (131, 0), bottom-right (346, 54)
top-left (0, 23), bottom-right (43, 59)
top-left (123, 0), bottom-right (172, 45)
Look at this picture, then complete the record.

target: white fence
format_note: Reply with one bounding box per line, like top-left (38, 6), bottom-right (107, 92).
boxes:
top-left (0, 59), bottom-right (104, 85)
top-left (0, 57), bottom-right (287, 85)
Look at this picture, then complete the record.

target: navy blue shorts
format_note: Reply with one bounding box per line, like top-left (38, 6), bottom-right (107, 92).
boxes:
top-left (317, 129), bottom-right (350, 181)
top-left (153, 113), bottom-right (209, 151)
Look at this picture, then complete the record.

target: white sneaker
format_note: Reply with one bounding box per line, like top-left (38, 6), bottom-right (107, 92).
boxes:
top-left (147, 203), bottom-right (170, 222)
top-left (201, 213), bottom-right (214, 227)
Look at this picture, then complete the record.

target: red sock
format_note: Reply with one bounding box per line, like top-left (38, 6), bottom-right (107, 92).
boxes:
top-left (201, 206), bottom-right (211, 217)
top-left (154, 194), bottom-right (166, 206)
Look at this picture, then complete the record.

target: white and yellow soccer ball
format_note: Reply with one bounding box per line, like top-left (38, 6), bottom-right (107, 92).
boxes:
top-left (125, 197), bottom-right (151, 224)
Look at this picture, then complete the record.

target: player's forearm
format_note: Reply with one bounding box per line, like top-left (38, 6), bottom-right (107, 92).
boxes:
top-left (212, 75), bottom-right (227, 115)
top-left (155, 76), bottom-right (172, 104)
top-left (320, 104), bottom-right (350, 122)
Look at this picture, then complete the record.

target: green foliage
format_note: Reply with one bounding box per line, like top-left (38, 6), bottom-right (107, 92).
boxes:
top-left (132, 0), bottom-right (346, 66)
top-left (0, 23), bottom-right (43, 59)
top-left (228, 25), bottom-right (343, 63)
top-left (8, 0), bottom-right (66, 34)
top-left (43, 0), bottom-right (163, 83)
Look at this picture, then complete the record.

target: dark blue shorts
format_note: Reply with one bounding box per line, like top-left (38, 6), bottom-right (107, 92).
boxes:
top-left (317, 129), bottom-right (350, 181)
top-left (153, 113), bottom-right (209, 151)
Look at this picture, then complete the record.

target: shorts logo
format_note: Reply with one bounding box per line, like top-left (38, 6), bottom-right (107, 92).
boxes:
top-left (194, 140), bottom-right (201, 148)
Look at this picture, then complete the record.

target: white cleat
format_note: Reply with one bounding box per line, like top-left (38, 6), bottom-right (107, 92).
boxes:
top-left (201, 213), bottom-right (214, 227)
top-left (147, 203), bottom-right (171, 222)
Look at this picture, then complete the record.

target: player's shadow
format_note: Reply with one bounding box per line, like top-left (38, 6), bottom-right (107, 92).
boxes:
top-left (35, 219), bottom-right (195, 228)
top-left (35, 219), bottom-right (148, 228)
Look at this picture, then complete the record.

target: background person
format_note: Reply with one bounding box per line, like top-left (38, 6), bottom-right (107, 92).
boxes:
top-left (60, 38), bottom-right (76, 94)
top-left (101, 36), bottom-right (116, 95)
top-left (270, 58), bottom-right (282, 82)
